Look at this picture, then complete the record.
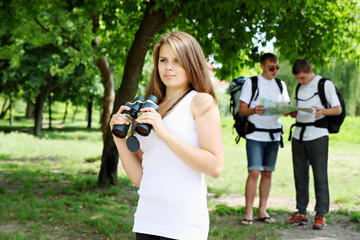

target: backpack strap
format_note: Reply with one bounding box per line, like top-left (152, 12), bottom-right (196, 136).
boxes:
top-left (275, 78), bottom-right (283, 94)
top-left (288, 122), bottom-right (314, 143)
top-left (246, 120), bottom-right (284, 147)
top-left (318, 78), bottom-right (328, 108)
top-left (294, 83), bottom-right (301, 103)
top-left (288, 118), bottom-right (328, 142)
top-left (250, 76), bottom-right (259, 104)
top-left (250, 76), bottom-right (283, 103)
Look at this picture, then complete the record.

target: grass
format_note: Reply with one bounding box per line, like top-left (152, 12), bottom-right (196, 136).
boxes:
top-left (0, 112), bottom-right (359, 239)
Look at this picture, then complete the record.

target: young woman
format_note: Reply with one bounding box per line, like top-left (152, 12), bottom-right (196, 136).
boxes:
top-left (110, 31), bottom-right (224, 240)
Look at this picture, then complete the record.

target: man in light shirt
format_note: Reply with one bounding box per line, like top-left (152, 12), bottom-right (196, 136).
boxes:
top-left (286, 59), bottom-right (342, 230)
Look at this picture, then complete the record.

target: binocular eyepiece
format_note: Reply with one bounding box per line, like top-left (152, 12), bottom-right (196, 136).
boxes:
top-left (112, 95), bottom-right (159, 149)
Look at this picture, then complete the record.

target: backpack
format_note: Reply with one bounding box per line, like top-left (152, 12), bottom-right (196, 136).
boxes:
top-left (318, 78), bottom-right (346, 133)
top-left (229, 76), bottom-right (250, 144)
top-left (289, 78), bottom-right (346, 142)
top-left (229, 76), bottom-right (283, 144)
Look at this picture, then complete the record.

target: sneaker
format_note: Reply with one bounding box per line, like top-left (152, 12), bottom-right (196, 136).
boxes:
top-left (313, 216), bottom-right (327, 230)
top-left (286, 212), bottom-right (310, 226)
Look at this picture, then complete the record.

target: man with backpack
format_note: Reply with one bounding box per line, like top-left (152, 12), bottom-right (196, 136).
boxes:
top-left (239, 53), bottom-right (290, 225)
top-left (286, 59), bottom-right (342, 230)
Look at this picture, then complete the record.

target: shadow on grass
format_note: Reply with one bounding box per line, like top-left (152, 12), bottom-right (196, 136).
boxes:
top-left (0, 126), bottom-right (100, 133)
top-left (0, 125), bottom-right (102, 141)
top-left (0, 126), bottom-right (33, 133)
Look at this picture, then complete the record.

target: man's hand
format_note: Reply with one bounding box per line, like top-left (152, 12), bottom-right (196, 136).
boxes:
top-left (284, 111), bottom-right (298, 118)
top-left (254, 105), bottom-right (266, 115)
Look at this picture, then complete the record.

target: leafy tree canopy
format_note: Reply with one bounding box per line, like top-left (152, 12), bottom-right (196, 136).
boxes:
top-left (2, 0), bottom-right (359, 82)
top-left (160, 0), bottom-right (360, 80)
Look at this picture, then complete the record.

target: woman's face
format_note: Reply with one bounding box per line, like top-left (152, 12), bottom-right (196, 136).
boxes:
top-left (158, 44), bottom-right (188, 90)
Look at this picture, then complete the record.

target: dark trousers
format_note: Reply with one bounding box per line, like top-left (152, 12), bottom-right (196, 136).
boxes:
top-left (291, 136), bottom-right (329, 215)
top-left (136, 233), bottom-right (176, 240)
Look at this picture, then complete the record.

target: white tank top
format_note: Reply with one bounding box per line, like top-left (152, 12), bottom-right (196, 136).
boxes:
top-left (133, 90), bottom-right (209, 240)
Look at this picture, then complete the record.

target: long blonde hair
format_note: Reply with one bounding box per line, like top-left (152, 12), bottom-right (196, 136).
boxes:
top-left (145, 31), bottom-right (217, 103)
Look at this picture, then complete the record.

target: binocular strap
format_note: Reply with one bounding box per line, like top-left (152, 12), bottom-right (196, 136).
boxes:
top-left (127, 118), bottom-right (140, 152)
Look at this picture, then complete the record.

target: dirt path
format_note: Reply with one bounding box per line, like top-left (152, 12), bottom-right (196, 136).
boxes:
top-left (211, 194), bottom-right (360, 240)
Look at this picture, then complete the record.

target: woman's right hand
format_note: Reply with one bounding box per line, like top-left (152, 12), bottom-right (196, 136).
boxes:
top-left (109, 105), bottom-right (132, 131)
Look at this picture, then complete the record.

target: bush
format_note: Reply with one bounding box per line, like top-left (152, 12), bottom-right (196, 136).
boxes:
top-left (216, 91), bottom-right (231, 117)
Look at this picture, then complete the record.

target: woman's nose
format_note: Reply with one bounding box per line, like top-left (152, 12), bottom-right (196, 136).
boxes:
top-left (166, 62), bottom-right (173, 70)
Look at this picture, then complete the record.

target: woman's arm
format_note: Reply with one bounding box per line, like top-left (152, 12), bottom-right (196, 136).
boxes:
top-left (136, 93), bottom-right (224, 178)
top-left (189, 93), bottom-right (224, 178)
top-left (110, 106), bottom-right (143, 187)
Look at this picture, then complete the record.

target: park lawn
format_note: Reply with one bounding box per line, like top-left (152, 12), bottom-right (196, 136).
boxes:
top-left (0, 116), bottom-right (359, 239)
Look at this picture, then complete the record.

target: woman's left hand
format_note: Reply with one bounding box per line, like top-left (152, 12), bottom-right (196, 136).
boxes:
top-left (136, 108), bottom-right (168, 140)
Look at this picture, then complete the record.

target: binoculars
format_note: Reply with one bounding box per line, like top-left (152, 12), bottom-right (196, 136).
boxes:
top-left (112, 95), bottom-right (159, 152)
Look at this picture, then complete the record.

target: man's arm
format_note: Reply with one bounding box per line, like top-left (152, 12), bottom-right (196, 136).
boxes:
top-left (239, 101), bottom-right (265, 116)
top-left (313, 105), bottom-right (342, 119)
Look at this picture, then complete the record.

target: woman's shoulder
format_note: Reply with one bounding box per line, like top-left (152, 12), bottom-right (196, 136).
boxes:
top-left (192, 92), bottom-right (215, 104)
top-left (190, 92), bottom-right (216, 117)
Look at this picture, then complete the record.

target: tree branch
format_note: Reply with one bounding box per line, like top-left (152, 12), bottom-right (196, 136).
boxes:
top-left (34, 17), bottom-right (50, 32)
top-left (34, 17), bottom-right (80, 52)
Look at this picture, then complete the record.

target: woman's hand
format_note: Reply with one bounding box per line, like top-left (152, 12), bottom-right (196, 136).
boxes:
top-left (109, 105), bottom-right (132, 131)
top-left (136, 107), bottom-right (168, 140)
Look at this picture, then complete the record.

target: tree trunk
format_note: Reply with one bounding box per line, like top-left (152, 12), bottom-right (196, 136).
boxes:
top-left (95, 57), bottom-right (114, 140)
top-left (98, 0), bottom-right (179, 186)
top-left (0, 98), bottom-right (9, 119)
top-left (34, 75), bottom-right (53, 137)
top-left (48, 93), bottom-right (52, 129)
top-left (9, 97), bottom-right (13, 126)
top-left (91, 14), bottom-right (115, 141)
top-left (98, 130), bottom-right (119, 185)
top-left (99, 107), bottom-right (103, 125)
top-left (72, 105), bottom-right (78, 123)
top-left (62, 102), bottom-right (68, 124)
top-left (87, 96), bottom-right (93, 129)
top-left (25, 100), bottom-right (34, 118)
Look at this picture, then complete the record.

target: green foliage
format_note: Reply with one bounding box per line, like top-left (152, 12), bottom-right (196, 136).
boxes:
top-left (215, 90), bottom-right (231, 117)
top-left (18, 44), bottom-right (69, 99)
top-left (0, 0), bottom-right (106, 112)
top-left (215, 204), bottom-right (246, 216)
top-left (209, 205), bottom-right (282, 240)
top-left (169, 0), bottom-right (360, 80)
top-left (3, 0), bottom-right (360, 91)
top-left (350, 211), bottom-right (360, 223)
top-left (274, 0), bottom-right (360, 64)
top-left (317, 59), bottom-right (360, 116)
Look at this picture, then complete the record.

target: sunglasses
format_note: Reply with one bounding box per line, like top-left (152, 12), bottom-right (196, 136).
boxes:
top-left (268, 66), bottom-right (280, 72)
